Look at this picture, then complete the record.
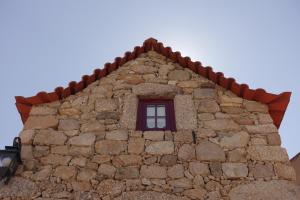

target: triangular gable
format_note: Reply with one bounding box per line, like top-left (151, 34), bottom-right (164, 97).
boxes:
top-left (15, 38), bottom-right (291, 128)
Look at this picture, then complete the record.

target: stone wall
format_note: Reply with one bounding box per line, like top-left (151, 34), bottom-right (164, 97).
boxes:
top-left (1, 51), bottom-right (299, 200)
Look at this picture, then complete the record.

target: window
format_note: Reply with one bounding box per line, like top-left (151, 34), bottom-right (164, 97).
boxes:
top-left (136, 99), bottom-right (176, 131)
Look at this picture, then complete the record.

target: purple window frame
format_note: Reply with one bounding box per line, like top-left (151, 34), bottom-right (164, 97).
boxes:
top-left (136, 99), bottom-right (176, 131)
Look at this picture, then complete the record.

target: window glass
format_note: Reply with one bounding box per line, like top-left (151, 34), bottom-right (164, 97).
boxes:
top-left (157, 106), bottom-right (165, 116)
top-left (146, 106), bottom-right (155, 117)
top-left (146, 118), bottom-right (155, 128)
top-left (157, 117), bottom-right (166, 128)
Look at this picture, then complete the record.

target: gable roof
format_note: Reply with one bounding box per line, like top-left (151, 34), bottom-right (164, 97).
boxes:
top-left (15, 38), bottom-right (291, 128)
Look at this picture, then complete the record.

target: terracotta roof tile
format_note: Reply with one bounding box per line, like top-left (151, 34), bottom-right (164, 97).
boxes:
top-left (15, 38), bottom-right (291, 128)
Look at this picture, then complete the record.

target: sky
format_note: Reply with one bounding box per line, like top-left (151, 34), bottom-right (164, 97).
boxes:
top-left (0, 0), bottom-right (299, 158)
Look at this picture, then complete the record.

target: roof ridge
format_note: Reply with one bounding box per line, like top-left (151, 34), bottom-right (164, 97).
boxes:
top-left (15, 38), bottom-right (291, 128)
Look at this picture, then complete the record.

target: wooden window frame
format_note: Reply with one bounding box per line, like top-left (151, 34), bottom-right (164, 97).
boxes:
top-left (136, 99), bottom-right (176, 131)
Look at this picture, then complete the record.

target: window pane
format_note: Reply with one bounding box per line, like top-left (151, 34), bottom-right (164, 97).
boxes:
top-left (147, 106), bottom-right (155, 116)
top-left (157, 106), bottom-right (166, 116)
top-left (146, 118), bottom-right (155, 128)
top-left (157, 117), bottom-right (166, 128)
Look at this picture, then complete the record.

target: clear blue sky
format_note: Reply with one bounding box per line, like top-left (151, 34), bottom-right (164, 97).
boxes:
top-left (0, 0), bottom-right (299, 158)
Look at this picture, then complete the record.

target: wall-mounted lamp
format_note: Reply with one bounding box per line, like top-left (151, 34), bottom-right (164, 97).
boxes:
top-left (0, 137), bottom-right (22, 184)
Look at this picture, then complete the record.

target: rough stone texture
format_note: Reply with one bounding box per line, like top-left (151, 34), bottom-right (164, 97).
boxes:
top-left (106, 130), bottom-right (128, 140)
top-left (98, 163), bottom-right (116, 177)
top-left (229, 180), bottom-right (300, 200)
top-left (248, 146), bottom-right (289, 161)
top-left (81, 121), bottom-right (105, 132)
top-left (222, 163), bottom-right (248, 178)
top-left (174, 131), bottom-right (193, 143)
top-left (167, 164), bottom-right (184, 178)
top-left (209, 162), bottom-right (223, 177)
top-left (115, 167), bottom-right (140, 179)
top-left (219, 131), bottom-right (250, 149)
top-left (118, 155), bottom-right (142, 166)
top-left (30, 106), bottom-right (57, 115)
top-left (77, 169), bottom-right (96, 181)
top-left (196, 141), bottom-right (225, 161)
top-left (95, 99), bottom-right (118, 112)
top-left (54, 166), bottom-right (76, 180)
top-left (168, 70), bottom-right (190, 81)
top-left (244, 100), bottom-right (268, 113)
top-left (274, 163), bottom-right (296, 180)
top-left (245, 124), bottom-right (278, 134)
top-left (145, 141), bottom-right (174, 155)
top-left (227, 149), bottom-right (246, 162)
top-left (19, 130), bottom-right (35, 144)
top-left (189, 162), bottom-right (210, 176)
top-left (168, 178), bottom-right (192, 189)
top-left (95, 140), bottom-right (127, 155)
top-left (132, 83), bottom-right (180, 96)
top-left (178, 144), bottom-right (196, 161)
top-left (160, 155), bottom-right (178, 166)
top-left (193, 88), bottom-right (216, 99)
top-left (97, 179), bottom-right (125, 196)
top-left (68, 133), bottom-right (95, 146)
top-left (41, 154), bottom-right (71, 166)
top-left (33, 130), bottom-right (67, 145)
top-left (114, 191), bottom-right (189, 200)
top-left (183, 188), bottom-right (207, 199)
top-left (128, 138), bottom-right (144, 154)
top-left (140, 165), bottom-right (167, 179)
top-left (174, 95), bottom-right (197, 130)
top-left (143, 131), bottom-right (164, 141)
top-left (120, 94), bottom-right (138, 129)
top-left (58, 119), bottom-right (80, 131)
top-left (251, 163), bottom-right (274, 178)
top-left (24, 115), bottom-right (58, 130)
top-left (198, 100), bottom-right (220, 113)
top-left (0, 177), bottom-right (38, 199)
top-left (204, 119), bottom-right (240, 131)
top-left (267, 133), bottom-right (281, 145)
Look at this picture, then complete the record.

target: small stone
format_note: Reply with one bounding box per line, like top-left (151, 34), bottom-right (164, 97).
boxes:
top-left (132, 83), bottom-right (180, 96)
top-left (97, 179), bottom-right (125, 196)
top-left (222, 163), bottom-right (248, 178)
top-left (209, 162), bottom-right (223, 177)
top-left (72, 181), bottom-right (91, 192)
top-left (106, 130), bottom-right (128, 141)
top-left (196, 141), bottom-right (225, 161)
top-left (198, 100), bottom-right (220, 113)
top-left (70, 157), bottom-right (87, 167)
top-left (183, 188), bottom-right (207, 199)
top-left (143, 131), bottom-right (164, 141)
top-left (80, 121), bottom-right (105, 133)
top-left (92, 155), bottom-right (111, 164)
top-left (198, 113), bottom-right (214, 121)
top-left (243, 100), bottom-right (268, 113)
top-left (69, 146), bottom-right (93, 156)
top-left (168, 70), bottom-right (191, 81)
top-left (144, 156), bottom-right (157, 165)
top-left (227, 149), bottom-right (246, 162)
top-left (96, 111), bottom-right (119, 120)
top-left (30, 106), bottom-right (57, 115)
top-left (77, 169), bottom-right (96, 181)
top-left (168, 164), bottom-right (184, 178)
top-left (128, 138), bottom-right (144, 154)
top-left (258, 114), bottom-right (273, 124)
top-left (168, 178), bottom-right (192, 189)
top-left (58, 119), bottom-right (79, 131)
top-left (41, 154), bottom-right (71, 166)
top-left (95, 99), bottom-right (118, 112)
top-left (54, 166), bottom-right (76, 180)
top-left (24, 115), bottom-right (58, 130)
top-left (245, 124), bottom-right (278, 134)
top-left (174, 131), bottom-right (193, 142)
top-left (68, 133), bottom-right (95, 146)
top-left (19, 130), bottom-right (35, 144)
top-left (160, 155), bottom-right (177, 166)
top-left (32, 165), bottom-right (52, 181)
top-left (120, 94), bottom-right (138, 130)
top-left (193, 88), bottom-right (216, 99)
top-left (95, 140), bottom-right (127, 155)
top-left (178, 144), bottom-right (196, 161)
top-left (177, 80), bottom-right (199, 88)
top-left (274, 163), bottom-right (296, 180)
top-left (204, 119), bottom-right (240, 131)
top-left (251, 163), bottom-right (274, 178)
top-left (59, 107), bottom-right (81, 116)
top-left (140, 165), bottom-right (167, 179)
top-left (115, 167), bottom-right (140, 179)
top-left (267, 134), bottom-right (281, 145)
top-left (247, 146), bottom-right (289, 162)
top-left (193, 175), bottom-right (205, 186)
top-left (197, 128), bottom-right (216, 138)
top-left (117, 155), bottom-right (142, 166)
top-left (51, 145), bottom-right (69, 155)
top-left (33, 130), bottom-right (67, 145)
top-left (98, 164), bottom-right (116, 178)
top-left (189, 162), bottom-right (210, 176)
top-left (145, 141), bottom-right (174, 155)
top-left (131, 65), bottom-right (157, 74)
top-left (219, 131), bottom-right (250, 149)
top-left (21, 145), bottom-right (33, 160)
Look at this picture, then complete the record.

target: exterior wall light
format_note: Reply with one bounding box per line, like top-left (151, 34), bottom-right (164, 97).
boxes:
top-left (0, 137), bottom-right (22, 184)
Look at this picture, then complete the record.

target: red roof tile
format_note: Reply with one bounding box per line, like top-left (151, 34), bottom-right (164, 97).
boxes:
top-left (15, 38), bottom-right (291, 128)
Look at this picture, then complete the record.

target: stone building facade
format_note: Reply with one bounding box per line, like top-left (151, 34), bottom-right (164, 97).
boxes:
top-left (291, 153), bottom-right (300, 185)
top-left (1, 38), bottom-right (300, 199)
